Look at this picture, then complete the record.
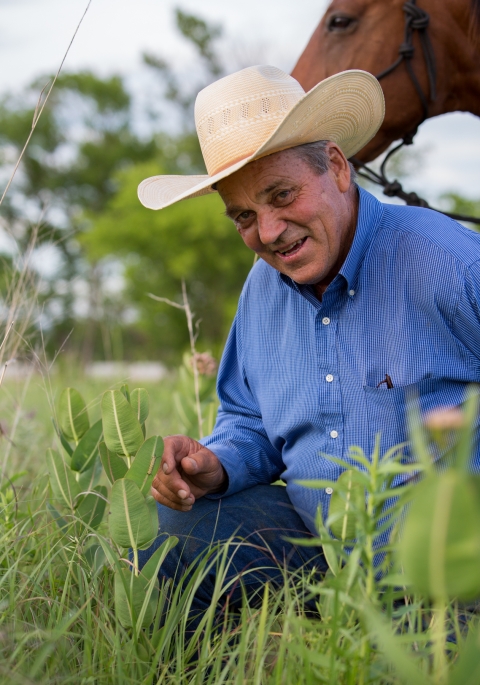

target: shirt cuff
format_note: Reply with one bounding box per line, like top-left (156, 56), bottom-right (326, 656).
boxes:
top-left (199, 440), bottom-right (252, 500)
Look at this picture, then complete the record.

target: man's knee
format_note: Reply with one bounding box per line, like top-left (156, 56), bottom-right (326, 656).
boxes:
top-left (137, 498), bottom-right (223, 580)
top-left (138, 485), bottom-right (325, 582)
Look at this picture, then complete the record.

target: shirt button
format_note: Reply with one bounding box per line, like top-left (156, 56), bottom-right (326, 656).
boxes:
top-left (349, 289), bottom-right (355, 297)
top-left (330, 430), bottom-right (338, 438)
top-left (326, 374), bottom-right (334, 383)
top-left (322, 317), bottom-right (330, 325)
top-left (325, 487), bottom-right (333, 495)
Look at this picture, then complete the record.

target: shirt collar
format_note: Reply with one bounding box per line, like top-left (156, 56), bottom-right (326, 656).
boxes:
top-left (338, 186), bottom-right (384, 291)
top-left (279, 186), bottom-right (384, 294)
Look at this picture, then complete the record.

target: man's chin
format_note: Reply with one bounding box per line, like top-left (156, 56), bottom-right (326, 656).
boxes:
top-left (263, 256), bottom-right (329, 286)
top-left (285, 271), bottom-right (328, 286)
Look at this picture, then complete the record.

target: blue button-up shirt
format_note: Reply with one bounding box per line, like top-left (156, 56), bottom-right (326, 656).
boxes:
top-left (201, 187), bottom-right (480, 534)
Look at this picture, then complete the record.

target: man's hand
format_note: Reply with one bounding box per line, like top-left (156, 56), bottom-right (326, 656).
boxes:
top-left (151, 435), bottom-right (227, 511)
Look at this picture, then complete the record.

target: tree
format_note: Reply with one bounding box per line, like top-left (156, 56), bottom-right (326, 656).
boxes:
top-left (82, 161), bottom-right (253, 362)
top-left (79, 8), bottom-right (254, 362)
top-left (441, 193), bottom-right (480, 232)
top-left (0, 70), bottom-right (156, 360)
top-left (0, 8), bottom-right (275, 364)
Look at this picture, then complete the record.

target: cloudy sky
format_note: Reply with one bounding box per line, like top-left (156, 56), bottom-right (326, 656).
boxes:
top-left (1, 0), bottom-right (479, 204)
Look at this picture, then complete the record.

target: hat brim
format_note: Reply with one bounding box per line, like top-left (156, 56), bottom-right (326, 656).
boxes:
top-left (138, 69), bottom-right (385, 211)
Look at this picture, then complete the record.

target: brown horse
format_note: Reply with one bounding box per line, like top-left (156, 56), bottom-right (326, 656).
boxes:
top-left (291, 0), bottom-right (480, 162)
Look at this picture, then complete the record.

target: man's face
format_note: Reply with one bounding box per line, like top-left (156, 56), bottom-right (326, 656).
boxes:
top-left (217, 144), bottom-right (358, 290)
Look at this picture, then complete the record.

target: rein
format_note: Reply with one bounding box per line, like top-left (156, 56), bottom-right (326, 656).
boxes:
top-left (350, 0), bottom-right (480, 226)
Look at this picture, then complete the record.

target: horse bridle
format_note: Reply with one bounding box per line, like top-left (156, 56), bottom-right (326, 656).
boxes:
top-left (376, 0), bottom-right (436, 119)
top-left (350, 0), bottom-right (480, 225)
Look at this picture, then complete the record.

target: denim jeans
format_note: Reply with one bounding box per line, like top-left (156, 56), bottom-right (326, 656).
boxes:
top-left (138, 484), bottom-right (327, 627)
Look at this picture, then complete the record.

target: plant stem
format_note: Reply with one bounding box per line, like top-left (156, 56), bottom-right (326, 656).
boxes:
top-left (432, 599), bottom-right (447, 683)
top-left (133, 548), bottom-right (139, 577)
top-left (182, 280), bottom-right (203, 438)
top-left (365, 452), bottom-right (378, 601)
top-left (148, 284), bottom-right (204, 436)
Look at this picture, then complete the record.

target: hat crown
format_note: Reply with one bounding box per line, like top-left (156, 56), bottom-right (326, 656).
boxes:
top-left (195, 65), bottom-right (305, 176)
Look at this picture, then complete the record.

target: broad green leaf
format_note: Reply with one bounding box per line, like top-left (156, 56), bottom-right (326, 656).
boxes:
top-left (114, 567), bottom-right (158, 629)
top-left (58, 432), bottom-right (73, 459)
top-left (130, 388), bottom-right (149, 425)
top-left (46, 448), bottom-right (80, 509)
top-left (71, 419), bottom-right (103, 472)
top-left (78, 456), bottom-right (103, 492)
top-left (76, 485), bottom-right (107, 529)
top-left (109, 479), bottom-right (158, 550)
top-left (120, 383), bottom-right (131, 403)
top-left (94, 536), bottom-right (119, 571)
top-left (114, 538), bottom-right (177, 629)
top-left (46, 502), bottom-right (69, 531)
top-left (99, 441), bottom-right (127, 484)
top-left (52, 418), bottom-right (73, 457)
top-left (399, 472), bottom-right (480, 600)
top-left (322, 542), bottom-right (339, 576)
top-left (101, 390), bottom-right (144, 460)
top-left (125, 436), bottom-right (163, 495)
top-left (83, 543), bottom-right (108, 576)
top-left (328, 469), bottom-right (365, 541)
top-left (58, 388), bottom-right (90, 443)
top-left (141, 535), bottom-right (178, 582)
top-left (145, 495), bottom-right (159, 548)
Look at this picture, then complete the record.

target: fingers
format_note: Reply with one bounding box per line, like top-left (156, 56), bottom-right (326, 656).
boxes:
top-left (179, 455), bottom-right (199, 475)
top-left (151, 477), bottom-right (195, 511)
top-left (151, 435), bottom-right (226, 512)
top-left (151, 436), bottom-right (197, 510)
top-left (152, 464), bottom-right (194, 511)
top-left (179, 450), bottom-right (227, 494)
top-left (160, 435), bottom-right (193, 476)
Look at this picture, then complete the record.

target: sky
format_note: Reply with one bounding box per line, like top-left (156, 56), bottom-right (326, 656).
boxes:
top-left (1, 0), bottom-right (479, 204)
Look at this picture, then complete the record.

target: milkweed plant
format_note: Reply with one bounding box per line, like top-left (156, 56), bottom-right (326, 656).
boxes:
top-left (35, 379), bottom-right (480, 683)
top-left (49, 383), bottom-right (178, 636)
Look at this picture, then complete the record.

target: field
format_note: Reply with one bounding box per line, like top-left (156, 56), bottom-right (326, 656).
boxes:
top-left (0, 354), bottom-right (479, 685)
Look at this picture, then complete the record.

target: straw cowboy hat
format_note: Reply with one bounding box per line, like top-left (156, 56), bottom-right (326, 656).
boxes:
top-left (138, 65), bottom-right (385, 211)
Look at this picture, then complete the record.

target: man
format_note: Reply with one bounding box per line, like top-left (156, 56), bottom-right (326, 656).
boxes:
top-left (137, 66), bottom-right (480, 618)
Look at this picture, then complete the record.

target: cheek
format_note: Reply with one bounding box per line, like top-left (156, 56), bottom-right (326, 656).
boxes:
top-left (238, 229), bottom-right (262, 252)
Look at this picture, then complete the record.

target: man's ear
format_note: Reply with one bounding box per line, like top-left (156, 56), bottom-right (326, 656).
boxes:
top-left (327, 143), bottom-right (351, 193)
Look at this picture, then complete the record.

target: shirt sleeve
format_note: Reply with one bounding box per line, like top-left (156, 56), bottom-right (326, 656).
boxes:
top-left (452, 259), bottom-right (480, 365)
top-left (199, 308), bottom-right (284, 498)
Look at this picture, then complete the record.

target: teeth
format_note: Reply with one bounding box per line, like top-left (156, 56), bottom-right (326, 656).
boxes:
top-left (279, 239), bottom-right (304, 255)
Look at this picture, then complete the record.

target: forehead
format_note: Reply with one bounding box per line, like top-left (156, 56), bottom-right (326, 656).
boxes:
top-left (217, 148), bottom-right (310, 204)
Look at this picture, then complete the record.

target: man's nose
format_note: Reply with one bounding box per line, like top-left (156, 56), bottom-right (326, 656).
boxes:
top-left (257, 209), bottom-right (286, 246)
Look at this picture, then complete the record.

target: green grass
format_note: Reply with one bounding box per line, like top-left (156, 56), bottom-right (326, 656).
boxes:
top-left (0, 367), bottom-right (479, 684)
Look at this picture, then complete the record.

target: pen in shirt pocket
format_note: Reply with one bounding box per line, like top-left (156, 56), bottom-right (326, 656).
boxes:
top-left (377, 374), bottom-right (394, 389)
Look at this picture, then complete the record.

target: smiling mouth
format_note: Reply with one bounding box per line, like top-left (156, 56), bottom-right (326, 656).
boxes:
top-left (276, 237), bottom-right (307, 258)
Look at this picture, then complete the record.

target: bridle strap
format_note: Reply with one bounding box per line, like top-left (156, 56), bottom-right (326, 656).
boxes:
top-left (350, 1), bottom-right (480, 225)
top-left (376, 0), bottom-right (437, 121)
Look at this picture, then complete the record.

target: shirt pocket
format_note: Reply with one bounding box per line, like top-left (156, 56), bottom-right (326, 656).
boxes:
top-left (363, 377), bottom-right (468, 457)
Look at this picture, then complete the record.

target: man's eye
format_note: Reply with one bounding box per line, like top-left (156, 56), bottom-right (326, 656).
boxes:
top-left (237, 211), bottom-right (252, 221)
top-left (275, 190), bottom-right (292, 203)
